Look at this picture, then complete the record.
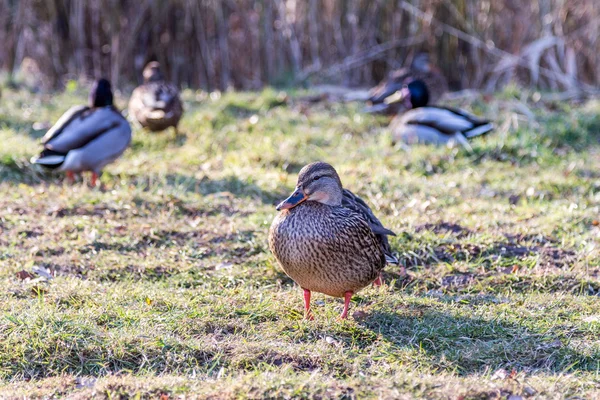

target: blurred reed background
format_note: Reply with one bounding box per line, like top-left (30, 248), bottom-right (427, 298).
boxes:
top-left (0, 0), bottom-right (597, 92)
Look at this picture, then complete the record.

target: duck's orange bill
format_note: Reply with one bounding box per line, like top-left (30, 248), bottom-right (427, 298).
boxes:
top-left (384, 86), bottom-right (411, 105)
top-left (276, 187), bottom-right (307, 211)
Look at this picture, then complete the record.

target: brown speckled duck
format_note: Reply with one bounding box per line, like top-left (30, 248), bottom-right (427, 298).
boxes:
top-left (128, 62), bottom-right (183, 133)
top-left (269, 162), bottom-right (398, 320)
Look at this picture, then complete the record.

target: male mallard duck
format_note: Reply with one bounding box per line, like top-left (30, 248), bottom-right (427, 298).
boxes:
top-left (128, 61), bottom-right (183, 133)
top-left (269, 162), bottom-right (398, 320)
top-left (367, 53), bottom-right (448, 114)
top-left (30, 79), bottom-right (132, 187)
top-left (387, 81), bottom-right (494, 148)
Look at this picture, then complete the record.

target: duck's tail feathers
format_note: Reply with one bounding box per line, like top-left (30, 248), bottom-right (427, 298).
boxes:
top-left (385, 252), bottom-right (400, 265)
top-left (453, 133), bottom-right (473, 152)
top-left (464, 122), bottom-right (494, 139)
top-left (30, 149), bottom-right (66, 169)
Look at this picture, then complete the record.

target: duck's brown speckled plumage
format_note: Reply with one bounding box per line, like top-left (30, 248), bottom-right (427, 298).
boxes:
top-left (128, 62), bottom-right (183, 132)
top-left (268, 162), bottom-right (397, 305)
top-left (269, 201), bottom-right (385, 298)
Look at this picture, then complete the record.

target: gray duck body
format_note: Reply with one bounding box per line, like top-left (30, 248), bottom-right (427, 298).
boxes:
top-left (390, 106), bottom-right (494, 147)
top-left (32, 105), bottom-right (131, 174)
top-left (269, 199), bottom-right (386, 298)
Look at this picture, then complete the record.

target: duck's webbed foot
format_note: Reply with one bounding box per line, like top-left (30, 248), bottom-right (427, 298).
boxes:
top-left (373, 274), bottom-right (383, 287)
top-left (90, 172), bottom-right (99, 188)
top-left (66, 171), bottom-right (75, 184)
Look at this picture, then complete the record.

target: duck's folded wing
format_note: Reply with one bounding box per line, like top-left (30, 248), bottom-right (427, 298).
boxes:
top-left (399, 107), bottom-right (478, 134)
top-left (342, 189), bottom-right (398, 264)
top-left (41, 105), bottom-right (89, 144)
top-left (342, 189), bottom-right (395, 236)
top-left (45, 108), bottom-right (123, 153)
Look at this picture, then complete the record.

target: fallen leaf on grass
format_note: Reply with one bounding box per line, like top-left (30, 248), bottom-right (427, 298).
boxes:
top-left (325, 336), bottom-right (340, 346)
top-left (491, 368), bottom-right (508, 380)
top-left (215, 262), bottom-right (233, 270)
top-left (16, 270), bottom-right (34, 280)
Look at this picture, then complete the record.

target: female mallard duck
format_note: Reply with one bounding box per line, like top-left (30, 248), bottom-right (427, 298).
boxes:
top-left (269, 162), bottom-right (398, 320)
top-left (368, 53), bottom-right (448, 114)
top-left (386, 80), bottom-right (494, 148)
top-left (30, 79), bottom-right (132, 187)
top-left (128, 61), bottom-right (183, 133)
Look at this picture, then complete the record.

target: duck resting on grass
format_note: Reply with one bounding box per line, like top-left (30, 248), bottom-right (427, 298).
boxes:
top-left (30, 79), bottom-right (132, 187)
top-left (269, 162), bottom-right (398, 320)
top-left (367, 52), bottom-right (448, 114)
top-left (128, 61), bottom-right (183, 134)
top-left (386, 80), bottom-right (494, 148)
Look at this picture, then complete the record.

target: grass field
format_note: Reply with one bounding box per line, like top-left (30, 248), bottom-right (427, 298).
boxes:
top-left (1, 83), bottom-right (600, 399)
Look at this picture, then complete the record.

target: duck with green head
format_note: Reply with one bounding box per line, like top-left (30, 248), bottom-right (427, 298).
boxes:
top-left (269, 162), bottom-right (398, 320)
top-left (368, 52), bottom-right (448, 114)
top-left (386, 79), bottom-right (494, 148)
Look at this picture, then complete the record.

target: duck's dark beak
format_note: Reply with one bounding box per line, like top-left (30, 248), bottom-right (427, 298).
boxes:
top-left (276, 187), bottom-right (307, 211)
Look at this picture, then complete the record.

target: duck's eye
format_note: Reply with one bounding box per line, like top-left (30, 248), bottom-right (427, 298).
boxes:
top-left (313, 176), bottom-right (321, 182)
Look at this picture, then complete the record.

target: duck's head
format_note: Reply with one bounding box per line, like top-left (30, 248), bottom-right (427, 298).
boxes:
top-left (411, 52), bottom-right (432, 72)
top-left (276, 162), bottom-right (343, 211)
top-left (89, 78), bottom-right (113, 108)
top-left (143, 61), bottom-right (164, 83)
top-left (384, 79), bottom-right (429, 110)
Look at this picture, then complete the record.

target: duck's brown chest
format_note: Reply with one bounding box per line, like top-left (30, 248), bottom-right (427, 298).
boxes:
top-left (268, 203), bottom-right (384, 297)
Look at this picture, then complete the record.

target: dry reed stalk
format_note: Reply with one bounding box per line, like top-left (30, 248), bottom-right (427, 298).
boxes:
top-left (0, 0), bottom-right (597, 93)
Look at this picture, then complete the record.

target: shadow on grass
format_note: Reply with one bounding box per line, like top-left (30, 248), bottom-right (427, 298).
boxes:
top-left (1, 114), bottom-right (45, 141)
top-left (0, 155), bottom-right (48, 185)
top-left (129, 173), bottom-right (286, 205)
top-left (360, 307), bottom-right (597, 375)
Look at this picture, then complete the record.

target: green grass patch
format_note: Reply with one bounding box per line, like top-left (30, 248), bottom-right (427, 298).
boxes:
top-left (1, 86), bottom-right (600, 398)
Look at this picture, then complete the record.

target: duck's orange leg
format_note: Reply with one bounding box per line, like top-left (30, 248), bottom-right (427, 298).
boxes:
top-left (66, 171), bottom-right (75, 184)
top-left (339, 291), bottom-right (353, 320)
top-left (373, 274), bottom-right (383, 287)
top-left (303, 288), bottom-right (314, 320)
top-left (90, 172), bottom-right (98, 188)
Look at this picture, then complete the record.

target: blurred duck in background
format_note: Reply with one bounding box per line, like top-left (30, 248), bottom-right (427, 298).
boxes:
top-left (386, 80), bottom-right (494, 148)
top-left (128, 61), bottom-right (183, 134)
top-left (30, 79), bottom-right (132, 187)
top-left (367, 52), bottom-right (448, 114)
